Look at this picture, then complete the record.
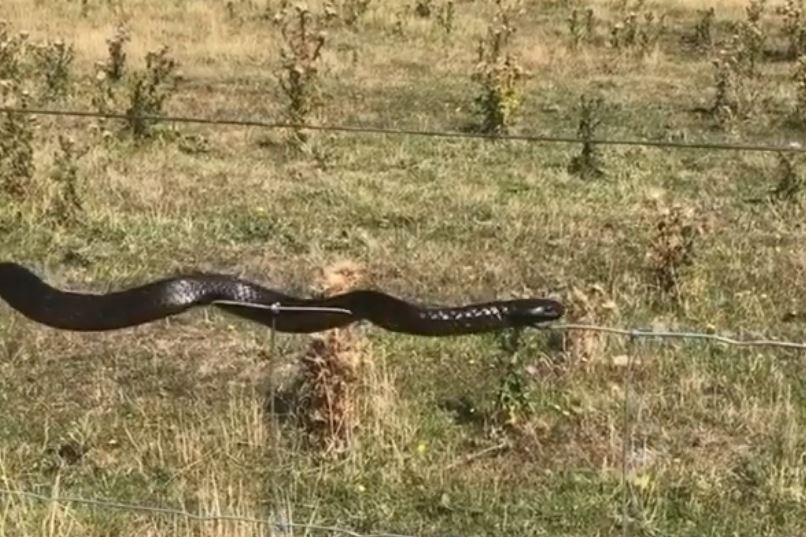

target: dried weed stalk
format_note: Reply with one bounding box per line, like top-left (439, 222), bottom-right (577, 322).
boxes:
top-left (299, 260), bottom-right (367, 454)
top-left (644, 199), bottom-right (700, 302)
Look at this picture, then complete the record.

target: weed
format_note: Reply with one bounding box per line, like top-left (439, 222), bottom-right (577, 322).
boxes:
top-left (609, 1), bottom-right (666, 56)
top-left (226, 1), bottom-right (237, 21)
top-left (88, 39), bottom-right (178, 140)
top-left (323, 2), bottom-right (339, 24)
top-left (89, 62), bottom-right (116, 138)
top-left (692, 7), bottom-right (716, 50)
top-left (568, 8), bottom-right (596, 49)
top-left (711, 47), bottom-right (743, 126)
top-left (644, 200), bottom-right (699, 301)
top-left (339, 0), bottom-right (373, 27)
top-left (436, 0), bottom-right (454, 35)
top-left (124, 46), bottom-right (179, 139)
top-left (0, 22), bottom-right (30, 93)
top-left (103, 24), bottom-right (129, 82)
top-left (491, 329), bottom-right (533, 427)
top-left (414, 0), bottom-right (432, 18)
top-left (568, 94), bottom-right (606, 180)
top-left (472, 1), bottom-right (523, 134)
top-left (779, 0), bottom-right (806, 59)
top-left (569, 8), bottom-right (583, 48)
top-left (638, 12), bottom-right (665, 54)
top-left (0, 22), bottom-right (34, 198)
top-left (275, 4), bottom-right (327, 145)
top-left (47, 134), bottom-right (83, 227)
top-left (0, 104), bottom-right (34, 199)
top-left (32, 39), bottom-right (74, 101)
top-left (90, 61), bottom-right (114, 114)
top-left (390, 9), bottom-right (406, 36)
top-left (733, 0), bottom-right (767, 76)
top-left (746, 0), bottom-right (767, 31)
top-left (793, 54), bottom-right (806, 121)
top-left (770, 152), bottom-right (802, 202)
top-left (709, 32), bottom-right (763, 129)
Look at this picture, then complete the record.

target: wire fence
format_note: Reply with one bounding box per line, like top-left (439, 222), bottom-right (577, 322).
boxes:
top-left (0, 320), bottom-right (803, 535)
top-left (0, 487), bottom-right (414, 537)
top-left (2, 105), bottom-right (806, 154)
top-left (550, 322), bottom-right (806, 351)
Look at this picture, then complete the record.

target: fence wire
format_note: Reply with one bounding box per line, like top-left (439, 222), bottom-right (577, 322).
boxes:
top-left (2, 105), bottom-right (806, 154)
top-left (548, 323), bottom-right (806, 351)
top-left (0, 487), bottom-right (413, 537)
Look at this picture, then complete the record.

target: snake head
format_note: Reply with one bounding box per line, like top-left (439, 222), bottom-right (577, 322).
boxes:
top-left (508, 298), bottom-right (565, 326)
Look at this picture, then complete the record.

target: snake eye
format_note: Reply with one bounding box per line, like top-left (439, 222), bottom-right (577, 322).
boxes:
top-left (532, 301), bottom-right (564, 319)
top-left (507, 300), bottom-right (564, 324)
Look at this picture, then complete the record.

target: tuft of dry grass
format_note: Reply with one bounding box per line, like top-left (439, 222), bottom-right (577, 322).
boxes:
top-left (298, 260), bottom-right (368, 454)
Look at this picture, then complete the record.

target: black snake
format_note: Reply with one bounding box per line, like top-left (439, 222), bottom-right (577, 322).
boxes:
top-left (0, 262), bottom-right (564, 336)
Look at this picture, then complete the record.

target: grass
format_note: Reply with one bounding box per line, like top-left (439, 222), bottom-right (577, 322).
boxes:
top-left (1, 0), bottom-right (806, 535)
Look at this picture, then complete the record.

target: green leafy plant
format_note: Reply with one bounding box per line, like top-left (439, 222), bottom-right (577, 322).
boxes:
top-left (693, 7), bottom-right (716, 49)
top-left (568, 95), bottom-right (606, 180)
top-left (711, 47), bottom-right (743, 126)
top-left (274, 4), bottom-right (327, 145)
top-left (0, 22), bottom-right (30, 93)
top-left (491, 329), bottom-right (533, 427)
top-left (733, 0), bottom-right (767, 76)
top-left (89, 62), bottom-right (116, 139)
top-left (32, 39), bottom-right (74, 101)
top-left (709, 31), bottom-right (763, 129)
top-left (770, 152), bottom-right (803, 202)
top-left (472, 1), bottom-right (523, 134)
top-left (0, 105), bottom-right (35, 199)
top-left (414, 0), bottom-right (432, 18)
top-left (47, 134), bottom-right (84, 227)
top-left (124, 46), bottom-right (179, 139)
top-left (103, 24), bottom-right (129, 82)
top-left (0, 22), bottom-right (35, 199)
top-left (609, 1), bottom-right (666, 56)
top-left (779, 0), bottom-right (806, 59)
top-left (793, 54), bottom-right (806, 121)
top-left (89, 41), bottom-right (179, 141)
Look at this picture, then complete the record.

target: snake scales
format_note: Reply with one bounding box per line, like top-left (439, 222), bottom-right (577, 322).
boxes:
top-left (0, 262), bottom-right (564, 337)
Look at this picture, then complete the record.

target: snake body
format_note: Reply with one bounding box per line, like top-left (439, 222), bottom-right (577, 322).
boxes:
top-left (0, 262), bottom-right (564, 336)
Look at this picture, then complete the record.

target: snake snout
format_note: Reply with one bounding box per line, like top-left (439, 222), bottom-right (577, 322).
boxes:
top-left (518, 299), bottom-right (565, 323)
top-left (536, 300), bottom-right (564, 319)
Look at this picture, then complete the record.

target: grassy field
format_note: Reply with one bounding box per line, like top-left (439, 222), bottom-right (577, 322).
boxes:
top-left (1, 0), bottom-right (806, 535)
